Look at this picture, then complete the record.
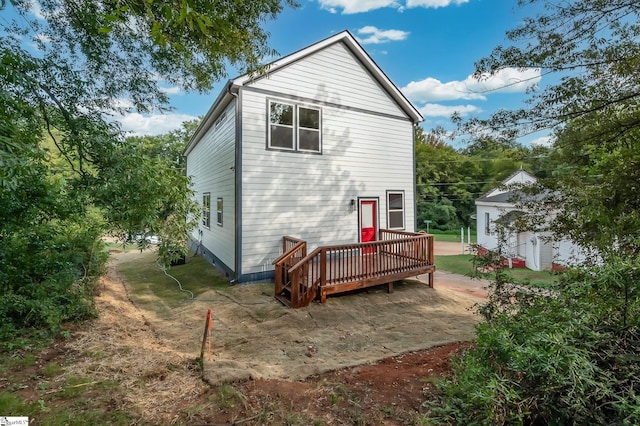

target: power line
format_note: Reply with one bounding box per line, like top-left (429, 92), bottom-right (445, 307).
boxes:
top-left (419, 155), bottom-right (550, 164)
top-left (418, 181), bottom-right (495, 186)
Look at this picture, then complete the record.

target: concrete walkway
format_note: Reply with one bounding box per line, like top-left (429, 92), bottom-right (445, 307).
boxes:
top-left (419, 241), bottom-right (491, 299)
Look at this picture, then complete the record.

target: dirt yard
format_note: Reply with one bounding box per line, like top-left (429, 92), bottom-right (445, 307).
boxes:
top-left (100, 245), bottom-right (485, 385)
top-left (9, 242), bottom-right (488, 424)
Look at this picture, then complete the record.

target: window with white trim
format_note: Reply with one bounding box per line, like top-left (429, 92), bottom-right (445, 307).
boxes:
top-left (202, 193), bottom-right (211, 228)
top-left (268, 100), bottom-right (321, 153)
top-left (216, 197), bottom-right (223, 227)
top-left (485, 212), bottom-right (490, 235)
top-left (387, 191), bottom-right (405, 229)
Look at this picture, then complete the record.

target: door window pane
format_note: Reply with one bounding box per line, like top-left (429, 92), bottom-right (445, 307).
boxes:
top-left (361, 203), bottom-right (373, 228)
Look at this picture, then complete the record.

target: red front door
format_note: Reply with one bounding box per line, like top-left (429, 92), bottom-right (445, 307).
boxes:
top-left (359, 199), bottom-right (378, 254)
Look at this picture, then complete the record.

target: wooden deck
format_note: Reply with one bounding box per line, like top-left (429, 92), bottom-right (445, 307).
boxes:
top-left (273, 230), bottom-right (435, 308)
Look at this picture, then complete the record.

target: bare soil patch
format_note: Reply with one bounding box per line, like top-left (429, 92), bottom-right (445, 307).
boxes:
top-left (3, 248), bottom-right (484, 424)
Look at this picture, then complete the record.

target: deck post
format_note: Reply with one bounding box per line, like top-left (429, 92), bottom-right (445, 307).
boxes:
top-left (320, 248), bottom-right (327, 287)
top-left (428, 235), bottom-right (434, 288)
top-left (274, 263), bottom-right (282, 296)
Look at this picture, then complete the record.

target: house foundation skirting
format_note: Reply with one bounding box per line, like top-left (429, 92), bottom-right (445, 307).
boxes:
top-left (237, 270), bottom-right (275, 283)
top-left (188, 239), bottom-right (276, 284)
top-left (188, 238), bottom-right (235, 280)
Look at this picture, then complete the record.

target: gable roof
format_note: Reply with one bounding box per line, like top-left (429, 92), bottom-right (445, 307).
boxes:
top-left (481, 168), bottom-right (537, 199)
top-left (476, 188), bottom-right (551, 205)
top-left (232, 30), bottom-right (422, 123)
top-left (184, 30), bottom-right (421, 156)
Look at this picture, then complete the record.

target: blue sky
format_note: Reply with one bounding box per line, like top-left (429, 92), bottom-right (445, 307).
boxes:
top-left (15, 0), bottom-right (551, 145)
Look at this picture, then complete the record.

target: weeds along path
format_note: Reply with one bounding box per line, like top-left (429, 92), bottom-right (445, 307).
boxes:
top-left (65, 254), bottom-right (208, 423)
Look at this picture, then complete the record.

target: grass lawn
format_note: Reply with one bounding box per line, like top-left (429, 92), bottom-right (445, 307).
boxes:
top-left (116, 250), bottom-right (276, 322)
top-left (116, 251), bottom-right (232, 315)
top-left (435, 254), bottom-right (559, 288)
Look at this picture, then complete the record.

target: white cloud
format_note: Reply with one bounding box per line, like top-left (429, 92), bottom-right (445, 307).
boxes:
top-left (529, 135), bottom-right (554, 147)
top-left (317, 0), bottom-right (400, 14)
top-left (418, 103), bottom-right (480, 117)
top-left (117, 112), bottom-right (198, 136)
top-left (29, 1), bottom-right (46, 19)
top-left (317, 0), bottom-right (467, 13)
top-left (32, 33), bottom-right (52, 46)
top-left (406, 0), bottom-right (468, 8)
top-left (159, 86), bottom-right (183, 95)
top-left (401, 68), bottom-right (541, 103)
top-left (356, 26), bottom-right (409, 44)
top-left (403, 77), bottom-right (486, 102)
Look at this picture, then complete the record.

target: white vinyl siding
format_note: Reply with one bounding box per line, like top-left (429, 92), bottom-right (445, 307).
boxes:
top-left (186, 100), bottom-right (236, 272)
top-left (240, 88), bottom-right (415, 275)
top-left (249, 42), bottom-right (405, 118)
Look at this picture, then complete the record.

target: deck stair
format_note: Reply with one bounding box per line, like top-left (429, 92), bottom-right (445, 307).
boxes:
top-left (273, 230), bottom-right (435, 308)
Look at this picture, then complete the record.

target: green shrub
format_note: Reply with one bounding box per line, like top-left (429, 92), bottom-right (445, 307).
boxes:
top-left (0, 216), bottom-right (106, 349)
top-left (428, 256), bottom-right (640, 425)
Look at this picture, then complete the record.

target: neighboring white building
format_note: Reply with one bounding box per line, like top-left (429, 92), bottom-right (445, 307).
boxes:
top-left (184, 31), bottom-right (423, 282)
top-left (476, 169), bottom-right (585, 271)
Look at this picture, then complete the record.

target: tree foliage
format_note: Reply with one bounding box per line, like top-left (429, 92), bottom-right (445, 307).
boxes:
top-left (415, 128), bottom-right (483, 230)
top-left (466, 0), bottom-right (640, 140)
top-left (415, 128), bottom-right (551, 230)
top-left (0, 0), bottom-right (294, 346)
top-left (429, 1), bottom-right (640, 422)
top-left (430, 256), bottom-right (640, 424)
top-left (460, 0), bottom-right (640, 256)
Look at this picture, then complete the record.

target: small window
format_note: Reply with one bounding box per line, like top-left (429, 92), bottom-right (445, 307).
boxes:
top-left (202, 193), bottom-right (211, 228)
top-left (387, 192), bottom-right (404, 229)
top-left (216, 197), bottom-right (223, 226)
top-left (269, 102), bottom-right (294, 150)
top-left (484, 212), bottom-right (490, 235)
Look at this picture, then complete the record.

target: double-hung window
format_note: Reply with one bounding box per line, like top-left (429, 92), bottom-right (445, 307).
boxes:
top-left (387, 191), bottom-right (405, 229)
top-left (216, 198), bottom-right (223, 227)
top-left (202, 193), bottom-right (211, 228)
top-left (269, 100), bottom-right (321, 153)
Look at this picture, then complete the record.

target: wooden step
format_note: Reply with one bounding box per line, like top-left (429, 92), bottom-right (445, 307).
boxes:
top-left (274, 293), bottom-right (292, 307)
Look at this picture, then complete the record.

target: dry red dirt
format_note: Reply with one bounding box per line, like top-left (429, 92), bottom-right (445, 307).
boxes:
top-left (6, 334), bottom-right (466, 425)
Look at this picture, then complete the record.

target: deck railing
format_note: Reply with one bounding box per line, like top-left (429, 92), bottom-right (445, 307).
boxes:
top-left (284, 230), bottom-right (434, 308)
top-left (272, 236), bottom-right (308, 306)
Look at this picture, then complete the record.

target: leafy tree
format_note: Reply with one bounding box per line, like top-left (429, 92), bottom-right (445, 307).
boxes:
top-left (429, 1), bottom-right (640, 422)
top-left (126, 118), bottom-right (201, 170)
top-left (430, 256), bottom-right (640, 424)
top-left (415, 128), bottom-right (483, 229)
top-left (461, 0), bottom-right (640, 256)
top-left (0, 0), bottom-right (295, 345)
